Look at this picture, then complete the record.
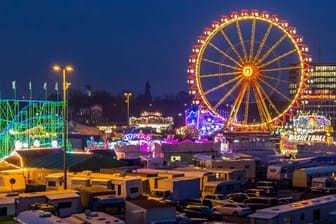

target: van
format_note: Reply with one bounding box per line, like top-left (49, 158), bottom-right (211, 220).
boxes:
top-left (244, 197), bottom-right (277, 210)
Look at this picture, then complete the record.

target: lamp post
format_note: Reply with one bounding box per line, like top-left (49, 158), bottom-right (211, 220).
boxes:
top-left (124, 92), bottom-right (132, 126)
top-left (53, 65), bottom-right (73, 190)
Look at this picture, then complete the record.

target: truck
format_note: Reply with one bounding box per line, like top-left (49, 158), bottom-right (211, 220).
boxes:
top-left (311, 176), bottom-right (336, 193)
top-left (148, 177), bottom-right (200, 201)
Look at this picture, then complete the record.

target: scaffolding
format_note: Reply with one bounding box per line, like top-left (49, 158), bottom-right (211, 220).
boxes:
top-left (0, 99), bottom-right (64, 157)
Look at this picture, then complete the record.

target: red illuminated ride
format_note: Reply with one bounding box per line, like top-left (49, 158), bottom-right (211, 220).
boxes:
top-left (187, 9), bottom-right (311, 132)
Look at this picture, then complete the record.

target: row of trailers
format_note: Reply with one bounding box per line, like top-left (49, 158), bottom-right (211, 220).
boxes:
top-left (266, 156), bottom-right (336, 188)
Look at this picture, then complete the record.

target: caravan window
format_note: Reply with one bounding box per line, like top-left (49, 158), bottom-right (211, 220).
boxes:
top-left (130, 187), bottom-right (139, 193)
top-left (0, 207), bottom-right (7, 216)
top-left (48, 181), bottom-right (56, 187)
top-left (58, 202), bottom-right (72, 209)
top-left (117, 185), bottom-right (121, 195)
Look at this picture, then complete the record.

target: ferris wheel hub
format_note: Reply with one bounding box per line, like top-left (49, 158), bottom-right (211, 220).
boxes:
top-left (242, 65), bottom-right (254, 77)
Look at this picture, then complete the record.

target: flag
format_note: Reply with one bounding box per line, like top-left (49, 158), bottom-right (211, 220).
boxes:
top-left (43, 82), bottom-right (47, 90)
top-left (28, 81), bottom-right (32, 90)
top-left (55, 82), bottom-right (58, 91)
top-left (12, 81), bottom-right (16, 90)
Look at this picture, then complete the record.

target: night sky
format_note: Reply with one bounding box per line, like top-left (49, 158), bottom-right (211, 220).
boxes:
top-left (0, 0), bottom-right (335, 99)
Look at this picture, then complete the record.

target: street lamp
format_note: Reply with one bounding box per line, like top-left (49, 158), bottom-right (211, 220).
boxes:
top-left (124, 92), bottom-right (132, 126)
top-left (53, 64), bottom-right (73, 190)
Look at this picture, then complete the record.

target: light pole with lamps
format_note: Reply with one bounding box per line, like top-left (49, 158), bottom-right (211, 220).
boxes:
top-left (53, 65), bottom-right (73, 190)
top-left (124, 92), bottom-right (132, 126)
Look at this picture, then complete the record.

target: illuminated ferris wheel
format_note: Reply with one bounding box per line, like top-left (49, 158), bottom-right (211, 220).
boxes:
top-left (187, 9), bottom-right (312, 131)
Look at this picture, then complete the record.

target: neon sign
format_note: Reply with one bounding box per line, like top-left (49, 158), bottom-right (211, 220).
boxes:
top-left (122, 133), bottom-right (152, 141)
top-left (288, 134), bottom-right (326, 142)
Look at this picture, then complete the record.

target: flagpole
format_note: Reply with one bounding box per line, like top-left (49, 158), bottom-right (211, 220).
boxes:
top-left (12, 81), bottom-right (16, 100)
top-left (43, 82), bottom-right (47, 100)
top-left (55, 82), bottom-right (59, 101)
top-left (29, 81), bottom-right (32, 100)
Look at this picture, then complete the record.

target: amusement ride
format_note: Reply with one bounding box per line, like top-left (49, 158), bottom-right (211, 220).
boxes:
top-left (187, 9), bottom-right (312, 133)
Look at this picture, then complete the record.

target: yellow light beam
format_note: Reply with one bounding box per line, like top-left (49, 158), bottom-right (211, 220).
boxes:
top-left (260, 48), bottom-right (298, 68)
top-left (202, 58), bottom-right (241, 70)
top-left (260, 65), bottom-right (301, 73)
top-left (220, 30), bottom-right (244, 64)
top-left (253, 23), bottom-right (273, 63)
top-left (257, 33), bottom-right (288, 65)
top-left (236, 20), bottom-right (248, 62)
top-left (208, 42), bottom-right (242, 67)
top-left (231, 82), bottom-right (248, 120)
top-left (259, 78), bottom-right (291, 102)
top-left (256, 81), bottom-right (281, 116)
top-left (200, 71), bottom-right (241, 78)
top-left (255, 83), bottom-right (272, 121)
top-left (261, 74), bottom-right (292, 84)
top-left (205, 75), bottom-right (242, 95)
top-left (214, 77), bottom-right (244, 110)
top-left (249, 18), bottom-right (256, 62)
top-left (244, 83), bottom-right (251, 124)
top-left (252, 84), bottom-right (267, 123)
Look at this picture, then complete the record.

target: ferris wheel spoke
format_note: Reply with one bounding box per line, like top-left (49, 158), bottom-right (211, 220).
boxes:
top-left (208, 42), bottom-right (242, 67)
top-left (244, 83), bottom-right (251, 124)
top-left (213, 78), bottom-right (244, 110)
top-left (220, 30), bottom-right (244, 63)
top-left (257, 34), bottom-right (288, 65)
top-left (249, 18), bottom-right (256, 62)
top-left (260, 48), bottom-right (298, 68)
top-left (230, 82), bottom-right (248, 120)
top-left (254, 85), bottom-right (269, 122)
top-left (202, 58), bottom-right (241, 70)
top-left (256, 82), bottom-right (281, 116)
top-left (259, 78), bottom-right (291, 102)
top-left (261, 74), bottom-right (292, 84)
top-left (253, 23), bottom-right (273, 63)
top-left (255, 84), bottom-right (272, 122)
top-left (205, 75), bottom-right (241, 95)
top-left (235, 20), bottom-right (248, 62)
top-left (252, 85), bottom-right (267, 123)
top-left (260, 65), bottom-right (301, 73)
top-left (200, 71), bottom-right (241, 78)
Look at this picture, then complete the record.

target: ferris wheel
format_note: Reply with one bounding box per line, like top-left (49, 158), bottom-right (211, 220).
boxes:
top-left (187, 9), bottom-right (311, 131)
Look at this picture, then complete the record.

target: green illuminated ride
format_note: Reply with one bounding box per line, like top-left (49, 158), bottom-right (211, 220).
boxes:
top-left (0, 99), bottom-right (65, 157)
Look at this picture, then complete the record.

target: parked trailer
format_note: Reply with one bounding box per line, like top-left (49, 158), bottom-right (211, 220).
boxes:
top-left (292, 166), bottom-right (336, 188)
top-left (266, 158), bottom-right (319, 186)
top-left (175, 166), bottom-right (246, 186)
top-left (135, 168), bottom-right (216, 193)
top-left (149, 177), bottom-right (200, 201)
top-left (14, 210), bottom-right (72, 224)
top-left (202, 180), bottom-right (241, 197)
top-left (14, 190), bottom-right (81, 218)
top-left (249, 194), bottom-right (336, 224)
top-left (65, 211), bottom-right (125, 224)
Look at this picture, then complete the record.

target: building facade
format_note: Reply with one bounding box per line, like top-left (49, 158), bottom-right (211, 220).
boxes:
top-left (290, 63), bottom-right (336, 132)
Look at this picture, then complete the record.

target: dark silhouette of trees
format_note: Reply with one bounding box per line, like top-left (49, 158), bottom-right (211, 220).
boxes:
top-left (66, 81), bottom-right (192, 127)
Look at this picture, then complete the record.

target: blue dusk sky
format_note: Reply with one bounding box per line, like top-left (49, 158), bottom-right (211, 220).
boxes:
top-left (0, 0), bottom-right (335, 99)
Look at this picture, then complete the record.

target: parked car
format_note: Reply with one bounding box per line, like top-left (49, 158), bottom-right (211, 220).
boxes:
top-left (213, 202), bottom-right (252, 217)
top-left (225, 192), bottom-right (249, 203)
top-left (202, 194), bottom-right (226, 207)
top-left (244, 197), bottom-right (278, 210)
top-left (183, 205), bottom-right (222, 221)
top-left (245, 188), bottom-right (267, 197)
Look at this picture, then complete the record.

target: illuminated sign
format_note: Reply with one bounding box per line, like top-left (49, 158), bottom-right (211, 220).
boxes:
top-left (122, 133), bottom-right (152, 141)
top-left (288, 134), bottom-right (326, 142)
